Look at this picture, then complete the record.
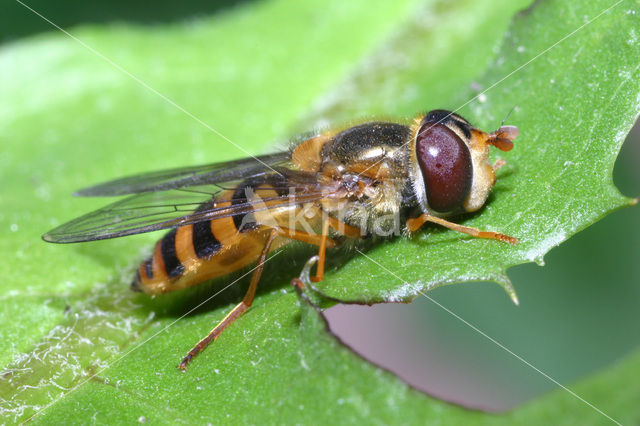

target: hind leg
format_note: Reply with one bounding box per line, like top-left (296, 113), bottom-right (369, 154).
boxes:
top-left (179, 229), bottom-right (278, 370)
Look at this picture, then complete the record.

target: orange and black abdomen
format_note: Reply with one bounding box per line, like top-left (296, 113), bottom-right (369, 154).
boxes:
top-left (131, 182), bottom-right (287, 295)
top-left (130, 135), bottom-right (335, 295)
top-left (132, 219), bottom-right (216, 294)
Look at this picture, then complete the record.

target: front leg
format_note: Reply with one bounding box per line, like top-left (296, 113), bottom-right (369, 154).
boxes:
top-left (406, 213), bottom-right (518, 244)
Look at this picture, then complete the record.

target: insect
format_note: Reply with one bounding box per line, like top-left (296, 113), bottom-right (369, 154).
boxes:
top-left (43, 109), bottom-right (519, 369)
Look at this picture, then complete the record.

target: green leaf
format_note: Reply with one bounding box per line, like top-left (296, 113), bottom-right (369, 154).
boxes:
top-left (1, 0), bottom-right (639, 424)
top-left (311, 0), bottom-right (640, 304)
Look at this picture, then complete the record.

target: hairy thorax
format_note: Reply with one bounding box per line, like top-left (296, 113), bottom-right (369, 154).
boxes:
top-left (318, 122), bottom-right (413, 237)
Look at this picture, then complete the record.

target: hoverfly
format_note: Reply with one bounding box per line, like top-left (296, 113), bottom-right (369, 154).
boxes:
top-left (43, 109), bottom-right (518, 369)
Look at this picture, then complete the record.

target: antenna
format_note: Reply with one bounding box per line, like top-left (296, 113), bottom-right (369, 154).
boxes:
top-left (501, 106), bottom-right (517, 127)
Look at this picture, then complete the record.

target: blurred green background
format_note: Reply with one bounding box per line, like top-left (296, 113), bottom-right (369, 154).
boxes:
top-left (2, 0), bottom-right (638, 415)
top-left (0, 0), bottom-right (252, 42)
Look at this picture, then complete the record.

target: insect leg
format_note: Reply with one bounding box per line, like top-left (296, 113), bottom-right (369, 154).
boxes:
top-left (178, 229), bottom-right (278, 370)
top-left (406, 214), bottom-right (518, 244)
top-left (288, 216), bottom-right (359, 285)
top-left (309, 218), bottom-right (330, 283)
top-left (273, 227), bottom-right (337, 248)
top-left (492, 158), bottom-right (506, 171)
top-left (326, 215), bottom-right (362, 238)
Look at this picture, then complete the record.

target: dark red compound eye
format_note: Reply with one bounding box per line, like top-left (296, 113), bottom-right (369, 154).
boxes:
top-left (416, 122), bottom-right (472, 212)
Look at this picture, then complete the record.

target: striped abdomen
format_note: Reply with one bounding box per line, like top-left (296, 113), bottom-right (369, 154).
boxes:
top-left (130, 180), bottom-right (296, 295)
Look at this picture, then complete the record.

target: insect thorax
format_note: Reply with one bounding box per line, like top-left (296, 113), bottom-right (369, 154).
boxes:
top-left (319, 122), bottom-right (415, 237)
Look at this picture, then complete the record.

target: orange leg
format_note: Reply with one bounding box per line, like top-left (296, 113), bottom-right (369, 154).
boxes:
top-left (406, 213), bottom-right (518, 244)
top-left (179, 229), bottom-right (278, 370)
top-left (310, 219), bottom-right (330, 283)
top-left (307, 215), bottom-right (360, 283)
top-left (179, 218), bottom-right (360, 369)
top-left (273, 226), bottom-right (337, 248)
top-left (326, 215), bottom-right (362, 238)
top-left (287, 215), bottom-right (360, 287)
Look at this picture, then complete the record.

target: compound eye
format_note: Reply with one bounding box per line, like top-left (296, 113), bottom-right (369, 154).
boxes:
top-left (416, 122), bottom-right (472, 212)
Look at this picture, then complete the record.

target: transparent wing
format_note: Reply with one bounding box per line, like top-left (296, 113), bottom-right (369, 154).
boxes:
top-left (74, 152), bottom-right (291, 196)
top-left (43, 170), bottom-right (339, 243)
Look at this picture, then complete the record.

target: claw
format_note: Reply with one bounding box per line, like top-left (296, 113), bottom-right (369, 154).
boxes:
top-left (291, 255), bottom-right (319, 290)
